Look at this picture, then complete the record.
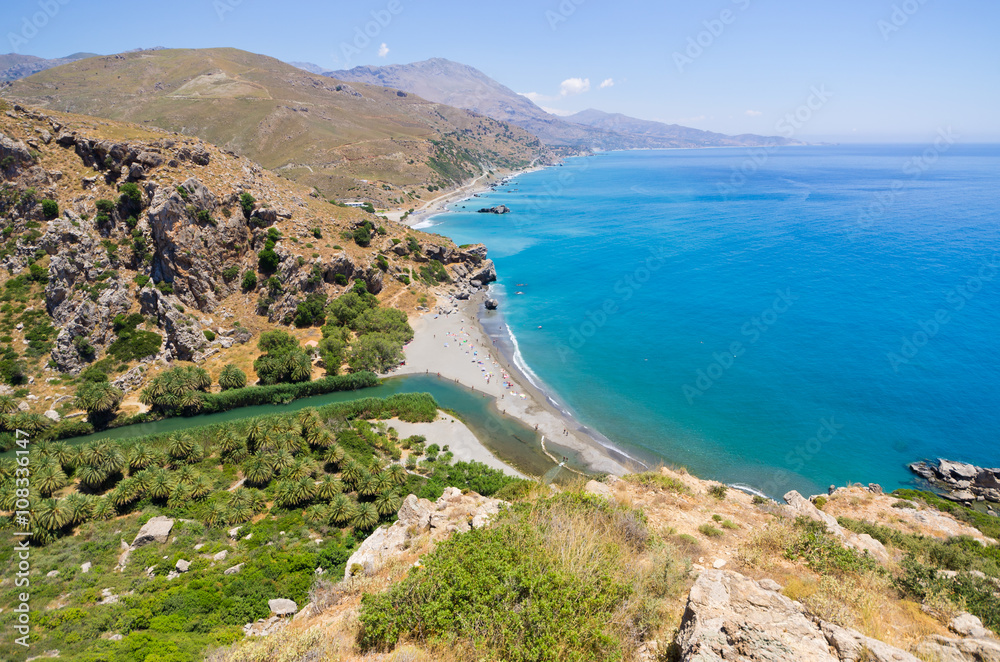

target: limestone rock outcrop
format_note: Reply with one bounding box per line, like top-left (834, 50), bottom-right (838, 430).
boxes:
top-left (131, 516), bottom-right (174, 547)
top-left (676, 570), bottom-right (921, 662)
top-left (784, 491), bottom-right (890, 563)
top-left (344, 488), bottom-right (505, 579)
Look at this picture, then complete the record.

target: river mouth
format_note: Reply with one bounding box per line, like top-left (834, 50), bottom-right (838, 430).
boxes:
top-left (31, 375), bottom-right (591, 481)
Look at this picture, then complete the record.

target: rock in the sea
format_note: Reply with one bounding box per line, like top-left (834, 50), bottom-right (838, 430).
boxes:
top-left (268, 598), bottom-right (297, 616)
top-left (484, 298), bottom-right (499, 310)
top-left (909, 459), bottom-right (1000, 504)
top-left (131, 516), bottom-right (174, 547)
top-left (477, 205), bottom-right (510, 214)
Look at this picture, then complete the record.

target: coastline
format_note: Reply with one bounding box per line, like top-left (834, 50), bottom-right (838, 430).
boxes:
top-left (398, 164), bottom-right (547, 229)
top-left (392, 291), bottom-right (637, 478)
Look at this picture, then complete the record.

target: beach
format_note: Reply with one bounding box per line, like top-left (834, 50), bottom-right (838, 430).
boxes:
top-left (391, 293), bottom-right (635, 478)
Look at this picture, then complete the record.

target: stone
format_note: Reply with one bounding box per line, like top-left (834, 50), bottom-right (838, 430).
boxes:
top-left (584, 480), bottom-right (613, 498)
top-left (213, 550), bottom-right (228, 561)
top-left (758, 578), bottom-right (782, 591)
top-left (81, 562), bottom-right (91, 573)
top-left (916, 635), bottom-right (1000, 662)
top-left (675, 569), bottom-right (838, 661)
top-left (228, 527), bottom-right (241, 538)
top-left (950, 612), bottom-right (994, 640)
top-left (712, 559), bottom-right (727, 569)
top-left (46, 570), bottom-right (59, 578)
top-left (268, 598), bottom-right (297, 616)
top-left (477, 205), bottom-right (511, 214)
top-left (484, 298), bottom-right (499, 310)
top-left (131, 516), bottom-right (174, 547)
top-left (224, 563), bottom-right (244, 575)
top-left (175, 559), bottom-right (191, 572)
top-left (819, 620), bottom-right (920, 662)
top-left (43, 410), bottom-right (60, 422)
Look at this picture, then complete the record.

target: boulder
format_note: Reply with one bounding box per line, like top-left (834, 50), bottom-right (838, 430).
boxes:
top-left (212, 550), bottom-right (228, 562)
top-left (477, 205), bottom-right (510, 214)
top-left (131, 516), bottom-right (174, 547)
top-left (81, 562), bottom-right (91, 573)
top-left (950, 613), bottom-right (994, 640)
top-left (469, 259), bottom-right (497, 285)
top-left (484, 298), bottom-right (499, 310)
top-left (345, 490), bottom-right (505, 579)
top-left (43, 410), bottom-right (61, 422)
top-left (268, 598), bottom-right (297, 617)
top-left (819, 620), bottom-right (920, 662)
top-left (675, 569), bottom-right (838, 661)
top-left (224, 563), bottom-right (244, 575)
top-left (916, 635), bottom-right (1000, 662)
top-left (584, 480), bottom-right (612, 499)
top-left (175, 559), bottom-right (190, 572)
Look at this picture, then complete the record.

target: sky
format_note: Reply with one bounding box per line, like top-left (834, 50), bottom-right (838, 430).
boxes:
top-left (3, 0), bottom-right (998, 141)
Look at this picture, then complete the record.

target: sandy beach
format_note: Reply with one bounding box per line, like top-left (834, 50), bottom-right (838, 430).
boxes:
top-left (391, 294), bottom-right (634, 478)
top-left (389, 164), bottom-right (546, 228)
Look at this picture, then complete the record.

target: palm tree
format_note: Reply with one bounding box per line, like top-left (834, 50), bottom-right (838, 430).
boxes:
top-left (74, 382), bottom-right (124, 422)
top-left (316, 475), bottom-right (344, 501)
top-left (178, 390), bottom-right (204, 412)
top-left (94, 440), bottom-right (126, 475)
top-left (110, 479), bottom-right (140, 509)
top-left (351, 502), bottom-right (379, 531)
top-left (356, 473), bottom-right (378, 498)
top-left (323, 444), bottom-right (345, 469)
top-left (304, 504), bottom-right (330, 528)
top-left (187, 366), bottom-right (212, 391)
top-left (284, 458), bottom-right (318, 481)
top-left (245, 417), bottom-right (266, 451)
top-left (310, 428), bottom-right (335, 449)
top-left (372, 471), bottom-right (393, 496)
top-left (168, 483), bottom-right (192, 509)
top-left (35, 463), bottom-right (68, 497)
top-left (62, 492), bottom-right (93, 525)
top-left (35, 498), bottom-right (68, 530)
top-left (125, 442), bottom-right (156, 473)
top-left (167, 433), bottom-right (196, 462)
top-left (218, 430), bottom-right (243, 457)
top-left (189, 475), bottom-right (213, 500)
top-left (174, 465), bottom-right (197, 485)
top-left (340, 459), bottom-right (364, 488)
top-left (298, 408), bottom-right (321, 435)
top-left (0, 395), bottom-right (18, 414)
top-left (0, 484), bottom-right (20, 510)
top-left (92, 496), bottom-right (116, 521)
top-left (294, 476), bottom-right (317, 504)
top-left (374, 492), bottom-right (401, 517)
top-left (218, 364), bottom-right (248, 391)
top-left (273, 480), bottom-right (296, 508)
top-left (204, 501), bottom-right (228, 528)
top-left (227, 443), bottom-right (250, 464)
top-left (144, 467), bottom-right (174, 500)
top-left (76, 463), bottom-right (108, 490)
top-left (328, 494), bottom-right (354, 526)
top-left (269, 449), bottom-right (295, 475)
top-left (386, 464), bottom-right (407, 486)
top-left (242, 456), bottom-right (274, 487)
top-left (226, 500), bottom-right (253, 525)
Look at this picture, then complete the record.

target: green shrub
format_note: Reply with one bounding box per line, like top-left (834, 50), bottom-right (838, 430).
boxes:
top-left (40, 199), bottom-right (59, 219)
top-left (95, 199), bottom-right (115, 214)
top-left (698, 523), bottom-right (724, 538)
top-left (134, 274), bottom-right (151, 288)
top-left (708, 484), bottom-right (728, 499)
top-left (332, 273), bottom-right (348, 286)
top-left (239, 192), bottom-right (255, 217)
top-left (118, 182), bottom-right (143, 212)
top-left (221, 265), bottom-right (239, 281)
top-left (294, 292), bottom-right (328, 328)
top-left (813, 496), bottom-right (827, 509)
top-left (358, 495), bottom-right (672, 659)
top-left (624, 471), bottom-right (691, 494)
top-left (241, 269), bottom-right (257, 291)
top-left (155, 281), bottom-right (173, 295)
top-left (203, 329), bottom-right (216, 341)
top-left (784, 518), bottom-right (880, 575)
top-left (258, 248), bottom-right (280, 273)
top-left (353, 226), bottom-right (371, 247)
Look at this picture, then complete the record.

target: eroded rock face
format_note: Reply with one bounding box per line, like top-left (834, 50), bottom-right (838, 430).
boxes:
top-left (344, 488), bottom-right (506, 579)
top-left (676, 570), bottom-right (920, 662)
top-left (909, 459), bottom-right (1000, 503)
top-left (676, 569), bottom-right (838, 661)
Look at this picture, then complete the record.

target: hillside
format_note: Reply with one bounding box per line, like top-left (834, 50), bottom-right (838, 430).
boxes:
top-left (0, 101), bottom-right (496, 426)
top-left (1, 48), bottom-right (551, 208)
top-left (0, 52), bottom-right (97, 82)
top-left (328, 58), bottom-right (799, 151)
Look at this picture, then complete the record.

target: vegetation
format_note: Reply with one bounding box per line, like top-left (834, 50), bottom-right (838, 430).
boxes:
top-left (253, 330), bottom-right (312, 385)
top-left (358, 493), bottom-right (683, 660)
top-left (218, 364), bottom-right (247, 391)
top-left (74, 381), bottom-right (125, 426)
top-left (41, 198), bottom-right (59, 219)
top-left (106, 313), bottom-right (162, 362)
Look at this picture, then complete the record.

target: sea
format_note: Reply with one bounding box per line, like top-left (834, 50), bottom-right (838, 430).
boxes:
top-left (417, 144), bottom-right (1000, 497)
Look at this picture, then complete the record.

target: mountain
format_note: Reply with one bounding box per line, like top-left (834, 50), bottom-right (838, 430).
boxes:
top-left (288, 61), bottom-right (328, 74)
top-left (2, 48), bottom-right (550, 206)
top-left (565, 108), bottom-right (792, 148)
top-left (328, 58), bottom-right (798, 151)
top-left (0, 52), bottom-right (98, 82)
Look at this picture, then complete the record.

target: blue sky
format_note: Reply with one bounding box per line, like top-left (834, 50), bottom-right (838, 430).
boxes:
top-left (4, 0), bottom-right (998, 141)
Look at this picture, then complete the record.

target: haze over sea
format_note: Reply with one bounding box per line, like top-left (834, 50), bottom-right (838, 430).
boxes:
top-left (421, 145), bottom-right (1000, 497)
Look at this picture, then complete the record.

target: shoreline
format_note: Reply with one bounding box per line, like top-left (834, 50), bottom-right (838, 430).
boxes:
top-left (399, 164), bottom-right (547, 229)
top-left (392, 291), bottom-right (638, 478)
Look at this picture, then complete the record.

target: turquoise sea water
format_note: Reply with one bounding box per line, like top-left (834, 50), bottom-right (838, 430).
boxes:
top-left (420, 145), bottom-right (1000, 497)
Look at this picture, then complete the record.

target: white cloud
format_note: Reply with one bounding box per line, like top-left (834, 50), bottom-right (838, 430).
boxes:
top-left (600, 78), bottom-right (614, 88)
top-left (745, 109), bottom-right (762, 117)
top-left (559, 77), bottom-right (590, 97)
top-left (378, 43), bottom-right (389, 57)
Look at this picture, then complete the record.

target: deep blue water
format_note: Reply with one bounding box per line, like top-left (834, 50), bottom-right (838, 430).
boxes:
top-left (420, 145), bottom-right (1000, 497)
